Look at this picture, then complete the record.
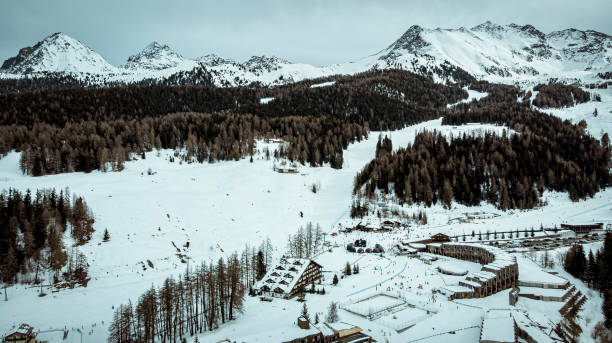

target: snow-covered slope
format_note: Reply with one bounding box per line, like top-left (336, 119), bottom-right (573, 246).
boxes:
top-left (122, 41), bottom-right (195, 71)
top-left (1, 22), bottom-right (610, 86)
top-left (365, 21), bottom-right (611, 83)
top-left (2, 117), bottom-right (610, 342)
top-left (0, 32), bottom-right (117, 74)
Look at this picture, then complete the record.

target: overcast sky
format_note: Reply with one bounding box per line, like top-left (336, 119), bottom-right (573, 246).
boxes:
top-left (1, 0), bottom-right (611, 67)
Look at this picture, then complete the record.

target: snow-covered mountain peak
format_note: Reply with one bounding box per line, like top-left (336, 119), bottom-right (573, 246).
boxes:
top-left (507, 23), bottom-right (546, 40)
top-left (122, 41), bottom-right (188, 71)
top-left (243, 55), bottom-right (290, 72)
top-left (471, 21), bottom-right (504, 32)
top-left (368, 21), bottom-right (611, 82)
top-left (1, 23), bottom-right (610, 86)
top-left (385, 25), bottom-right (430, 53)
top-left (0, 32), bottom-right (116, 74)
top-left (197, 54), bottom-right (236, 67)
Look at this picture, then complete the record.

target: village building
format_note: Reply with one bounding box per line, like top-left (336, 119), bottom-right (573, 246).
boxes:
top-left (407, 242), bottom-right (427, 252)
top-left (3, 324), bottom-right (36, 343)
top-left (427, 243), bottom-right (518, 299)
top-left (430, 233), bottom-right (451, 242)
top-left (236, 317), bottom-right (373, 343)
top-left (323, 322), bottom-right (373, 343)
top-left (560, 223), bottom-right (603, 235)
top-left (252, 257), bottom-right (323, 299)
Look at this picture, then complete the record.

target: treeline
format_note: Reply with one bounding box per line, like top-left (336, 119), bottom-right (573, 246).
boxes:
top-left (0, 69), bottom-right (463, 128)
top-left (0, 73), bottom-right (89, 94)
top-left (3, 112), bottom-right (365, 175)
top-left (0, 65), bottom-right (215, 95)
top-left (563, 234), bottom-right (612, 328)
top-left (532, 82), bottom-right (590, 108)
top-left (108, 241), bottom-right (273, 343)
top-left (0, 188), bottom-right (94, 287)
top-left (242, 86), bottom-right (445, 130)
top-left (353, 129), bottom-right (610, 209)
top-left (0, 85), bottom-right (256, 126)
top-left (291, 69), bottom-right (469, 108)
top-left (245, 69), bottom-right (466, 130)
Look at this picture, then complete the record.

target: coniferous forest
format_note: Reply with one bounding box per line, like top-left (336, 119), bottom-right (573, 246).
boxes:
top-left (0, 188), bottom-right (94, 287)
top-left (563, 233), bottom-right (612, 328)
top-left (353, 86), bottom-right (610, 210)
top-left (532, 82), bottom-right (591, 108)
top-left (0, 69), bottom-right (466, 176)
top-left (107, 241), bottom-right (273, 343)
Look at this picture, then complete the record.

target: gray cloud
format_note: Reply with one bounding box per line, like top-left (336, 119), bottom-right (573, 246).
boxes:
top-left (1, 0), bottom-right (610, 67)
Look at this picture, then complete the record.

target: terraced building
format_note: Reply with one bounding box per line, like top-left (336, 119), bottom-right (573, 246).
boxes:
top-left (427, 243), bottom-right (518, 299)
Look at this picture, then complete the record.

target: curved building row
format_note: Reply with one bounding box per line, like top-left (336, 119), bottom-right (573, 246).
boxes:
top-left (427, 243), bottom-right (518, 299)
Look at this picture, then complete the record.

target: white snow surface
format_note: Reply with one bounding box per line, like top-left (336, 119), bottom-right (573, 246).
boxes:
top-left (310, 81), bottom-right (336, 88)
top-left (0, 112), bottom-right (610, 342)
top-left (1, 55), bottom-right (612, 342)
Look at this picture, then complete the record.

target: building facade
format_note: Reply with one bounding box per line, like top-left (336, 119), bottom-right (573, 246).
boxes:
top-left (560, 223), bottom-right (603, 235)
top-left (3, 324), bottom-right (36, 343)
top-left (427, 243), bottom-right (518, 299)
top-left (253, 258), bottom-right (323, 299)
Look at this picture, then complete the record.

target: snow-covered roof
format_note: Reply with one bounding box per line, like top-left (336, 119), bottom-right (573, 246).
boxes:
top-left (471, 270), bottom-right (497, 282)
top-left (396, 245), bottom-right (417, 253)
top-left (427, 243), bottom-right (518, 288)
top-left (253, 257), bottom-right (316, 294)
top-left (460, 280), bottom-right (482, 288)
top-left (234, 324), bottom-right (321, 342)
top-left (519, 286), bottom-right (568, 298)
top-left (16, 324), bottom-right (33, 335)
top-left (439, 285), bottom-right (473, 295)
top-left (481, 311), bottom-right (515, 342)
top-left (437, 262), bottom-right (468, 275)
top-left (517, 256), bottom-right (567, 286)
top-left (409, 243), bottom-right (426, 249)
top-left (314, 323), bottom-right (335, 337)
top-left (324, 322), bottom-right (358, 332)
top-left (438, 243), bottom-right (517, 270)
top-left (512, 311), bottom-right (559, 343)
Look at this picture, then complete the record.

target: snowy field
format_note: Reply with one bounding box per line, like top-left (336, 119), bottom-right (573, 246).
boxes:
top-left (1, 96), bottom-right (611, 342)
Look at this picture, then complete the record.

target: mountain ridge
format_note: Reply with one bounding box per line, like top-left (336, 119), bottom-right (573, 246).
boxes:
top-left (1, 22), bottom-right (610, 87)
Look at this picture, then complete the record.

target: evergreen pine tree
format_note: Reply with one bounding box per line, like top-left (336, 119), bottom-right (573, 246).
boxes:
top-left (301, 302), bottom-right (310, 322)
top-left (326, 302), bottom-right (339, 323)
top-left (345, 262), bottom-right (352, 276)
